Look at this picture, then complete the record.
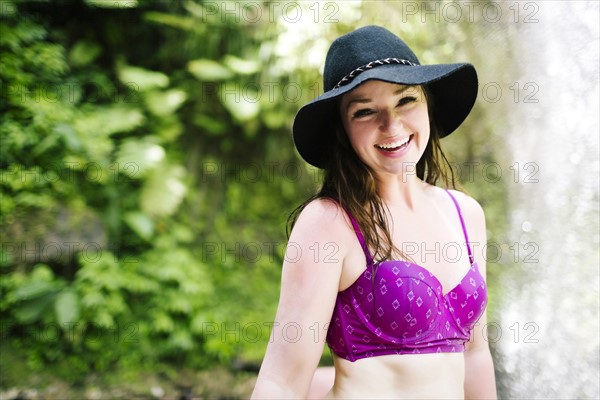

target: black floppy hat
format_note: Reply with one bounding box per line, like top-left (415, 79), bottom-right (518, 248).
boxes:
top-left (292, 25), bottom-right (478, 169)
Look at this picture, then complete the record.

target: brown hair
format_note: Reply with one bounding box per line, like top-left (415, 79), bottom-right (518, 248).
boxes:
top-left (287, 85), bottom-right (456, 264)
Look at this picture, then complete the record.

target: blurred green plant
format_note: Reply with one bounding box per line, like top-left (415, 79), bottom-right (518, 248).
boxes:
top-left (0, 0), bottom-right (309, 382)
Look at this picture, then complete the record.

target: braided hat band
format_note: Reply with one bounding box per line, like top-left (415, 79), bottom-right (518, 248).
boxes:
top-left (334, 58), bottom-right (418, 89)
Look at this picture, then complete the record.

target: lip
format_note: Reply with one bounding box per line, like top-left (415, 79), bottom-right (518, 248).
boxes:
top-left (374, 134), bottom-right (413, 157)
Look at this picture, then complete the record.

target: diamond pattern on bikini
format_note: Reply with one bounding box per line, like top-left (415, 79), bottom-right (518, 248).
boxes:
top-left (327, 258), bottom-right (488, 361)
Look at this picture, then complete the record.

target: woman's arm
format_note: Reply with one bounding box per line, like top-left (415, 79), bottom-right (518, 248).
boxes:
top-left (252, 199), bottom-right (351, 398)
top-left (457, 192), bottom-right (498, 400)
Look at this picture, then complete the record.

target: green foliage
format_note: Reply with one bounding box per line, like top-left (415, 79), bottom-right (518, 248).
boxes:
top-left (0, 0), bottom-right (309, 383)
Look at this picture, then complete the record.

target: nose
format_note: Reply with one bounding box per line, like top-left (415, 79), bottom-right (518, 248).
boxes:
top-left (379, 110), bottom-right (404, 136)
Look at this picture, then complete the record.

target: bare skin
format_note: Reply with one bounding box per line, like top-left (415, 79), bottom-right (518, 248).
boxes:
top-left (252, 81), bottom-right (497, 399)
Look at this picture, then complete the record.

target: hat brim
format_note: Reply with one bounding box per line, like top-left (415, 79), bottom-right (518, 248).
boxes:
top-left (293, 63), bottom-right (478, 168)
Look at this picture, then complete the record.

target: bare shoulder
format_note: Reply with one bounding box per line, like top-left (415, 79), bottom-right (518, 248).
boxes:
top-left (446, 189), bottom-right (486, 224)
top-left (292, 198), bottom-right (354, 237)
top-left (424, 185), bottom-right (486, 233)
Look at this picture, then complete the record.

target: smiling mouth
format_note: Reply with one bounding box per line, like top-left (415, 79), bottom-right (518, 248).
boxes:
top-left (374, 135), bottom-right (413, 152)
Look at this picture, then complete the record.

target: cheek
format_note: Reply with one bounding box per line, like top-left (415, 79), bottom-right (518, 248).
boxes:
top-left (416, 108), bottom-right (431, 139)
top-left (345, 124), bottom-right (369, 150)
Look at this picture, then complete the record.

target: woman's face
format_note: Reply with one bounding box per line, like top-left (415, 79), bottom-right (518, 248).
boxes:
top-left (339, 80), bottom-right (430, 178)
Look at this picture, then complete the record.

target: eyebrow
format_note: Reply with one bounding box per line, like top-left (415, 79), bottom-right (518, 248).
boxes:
top-left (344, 86), bottom-right (414, 110)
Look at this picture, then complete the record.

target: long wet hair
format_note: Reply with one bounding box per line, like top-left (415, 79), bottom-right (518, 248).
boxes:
top-left (287, 85), bottom-right (456, 264)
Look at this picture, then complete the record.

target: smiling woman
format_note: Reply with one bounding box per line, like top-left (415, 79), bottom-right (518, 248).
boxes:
top-left (252, 25), bottom-right (496, 399)
top-left (339, 83), bottom-right (430, 176)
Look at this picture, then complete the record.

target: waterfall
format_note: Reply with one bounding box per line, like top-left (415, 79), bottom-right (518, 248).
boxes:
top-left (495, 2), bottom-right (599, 398)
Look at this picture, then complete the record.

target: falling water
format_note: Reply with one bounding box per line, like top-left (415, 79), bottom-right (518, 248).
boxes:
top-left (494, 2), bottom-right (599, 398)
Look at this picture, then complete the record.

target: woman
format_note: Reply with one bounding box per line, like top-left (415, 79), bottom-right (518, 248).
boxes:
top-left (252, 25), bottom-right (497, 399)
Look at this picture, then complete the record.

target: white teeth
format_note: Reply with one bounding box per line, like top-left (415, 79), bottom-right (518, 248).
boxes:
top-left (376, 136), bottom-right (410, 149)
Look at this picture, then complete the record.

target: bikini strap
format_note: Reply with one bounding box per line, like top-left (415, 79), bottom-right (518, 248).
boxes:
top-left (444, 190), bottom-right (475, 265)
top-left (342, 207), bottom-right (375, 266)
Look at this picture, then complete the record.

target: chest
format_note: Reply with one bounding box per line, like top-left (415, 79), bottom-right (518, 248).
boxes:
top-left (388, 208), bottom-right (472, 291)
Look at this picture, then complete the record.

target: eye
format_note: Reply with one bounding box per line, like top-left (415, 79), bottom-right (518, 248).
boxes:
top-left (352, 108), bottom-right (374, 119)
top-left (398, 96), bottom-right (417, 106)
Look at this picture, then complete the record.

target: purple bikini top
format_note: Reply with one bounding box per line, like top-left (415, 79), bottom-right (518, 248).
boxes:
top-left (326, 190), bottom-right (487, 361)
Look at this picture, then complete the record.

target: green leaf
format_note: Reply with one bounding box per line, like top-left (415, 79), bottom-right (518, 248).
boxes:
top-left (13, 293), bottom-right (56, 323)
top-left (194, 114), bottom-right (227, 135)
top-left (118, 65), bottom-right (169, 92)
top-left (124, 211), bottom-right (155, 240)
top-left (74, 106), bottom-right (145, 137)
top-left (188, 59), bottom-right (233, 81)
top-left (54, 289), bottom-right (80, 326)
top-left (145, 89), bottom-right (187, 116)
top-left (116, 138), bottom-right (165, 178)
top-left (140, 164), bottom-right (187, 217)
top-left (223, 55), bottom-right (261, 75)
top-left (85, 0), bottom-right (138, 9)
top-left (221, 82), bottom-right (260, 122)
top-left (69, 40), bottom-right (102, 66)
top-left (153, 312), bottom-right (174, 333)
top-left (13, 280), bottom-right (62, 301)
top-left (143, 11), bottom-right (201, 32)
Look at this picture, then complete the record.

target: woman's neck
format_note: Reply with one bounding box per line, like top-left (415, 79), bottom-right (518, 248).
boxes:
top-left (376, 172), bottom-right (426, 211)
